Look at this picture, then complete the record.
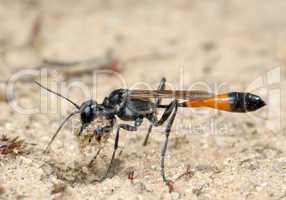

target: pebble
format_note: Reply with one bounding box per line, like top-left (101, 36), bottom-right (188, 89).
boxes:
top-left (171, 192), bottom-right (180, 200)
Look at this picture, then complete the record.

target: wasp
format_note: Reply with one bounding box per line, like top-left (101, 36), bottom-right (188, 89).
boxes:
top-left (35, 78), bottom-right (265, 185)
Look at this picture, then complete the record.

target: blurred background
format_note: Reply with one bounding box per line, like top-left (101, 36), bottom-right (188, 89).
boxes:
top-left (0, 0), bottom-right (285, 199)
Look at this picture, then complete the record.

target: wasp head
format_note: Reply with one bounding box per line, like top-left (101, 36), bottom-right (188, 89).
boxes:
top-left (79, 100), bottom-right (99, 125)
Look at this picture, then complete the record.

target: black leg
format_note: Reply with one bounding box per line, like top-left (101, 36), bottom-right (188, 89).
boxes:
top-left (86, 117), bottom-right (116, 168)
top-left (78, 123), bottom-right (88, 136)
top-left (88, 147), bottom-right (102, 167)
top-left (93, 117), bottom-right (116, 136)
top-left (149, 100), bottom-right (177, 127)
top-left (160, 100), bottom-right (178, 184)
top-left (143, 78), bottom-right (166, 146)
top-left (96, 118), bottom-right (143, 182)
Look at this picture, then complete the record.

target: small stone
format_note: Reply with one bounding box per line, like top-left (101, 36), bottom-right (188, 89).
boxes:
top-left (51, 181), bottom-right (66, 194)
top-left (171, 192), bottom-right (180, 200)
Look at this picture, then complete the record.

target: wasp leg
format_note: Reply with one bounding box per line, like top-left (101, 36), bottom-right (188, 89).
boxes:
top-left (148, 100), bottom-right (178, 185)
top-left (94, 124), bottom-right (114, 137)
top-left (160, 100), bottom-right (178, 185)
top-left (148, 99), bottom-right (177, 127)
top-left (88, 147), bottom-right (103, 167)
top-left (88, 117), bottom-right (116, 167)
top-left (96, 117), bottom-right (143, 182)
top-left (143, 77), bottom-right (166, 146)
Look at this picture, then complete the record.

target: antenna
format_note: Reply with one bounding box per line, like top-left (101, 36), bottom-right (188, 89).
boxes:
top-left (34, 80), bottom-right (80, 109)
top-left (44, 111), bottom-right (80, 153)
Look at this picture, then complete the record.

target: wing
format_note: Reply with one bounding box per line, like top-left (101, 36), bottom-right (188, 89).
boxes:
top-left (127, 90), bottom-right (214, 100)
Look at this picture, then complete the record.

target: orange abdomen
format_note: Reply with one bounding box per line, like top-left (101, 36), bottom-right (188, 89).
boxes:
top-left (184, 94), bottom-right (231, 111)
top-left (181, 92), bottom-right (265, 113)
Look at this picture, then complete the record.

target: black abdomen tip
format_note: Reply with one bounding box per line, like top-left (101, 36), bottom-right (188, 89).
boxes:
top-left (229, 92), bottom-right (266, 112)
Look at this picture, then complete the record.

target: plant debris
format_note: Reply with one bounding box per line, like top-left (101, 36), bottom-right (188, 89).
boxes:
top-left (0, 135), bottom-right (25, 155)
top-left (41, 49), bottom-right (121, 77)
top-left (175, 165), bottom-right (194, 181)
top-left (126, 168), bottom-right (136, 182)
top-left (75, 115), bottom-right (112, 153)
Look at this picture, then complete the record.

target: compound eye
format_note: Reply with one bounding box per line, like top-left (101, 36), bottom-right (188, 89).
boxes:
top-left (81, 106), bottom-right (94, 123)
top-left (86, 106), bottom-right (92, 115)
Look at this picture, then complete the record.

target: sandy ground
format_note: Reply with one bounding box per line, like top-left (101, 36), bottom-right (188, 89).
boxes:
top-left (0, 0), bottom-right (286, 199)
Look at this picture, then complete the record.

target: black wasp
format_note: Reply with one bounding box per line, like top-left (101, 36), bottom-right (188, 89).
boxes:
top-left (34, 78), bottom-right (265, 185)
